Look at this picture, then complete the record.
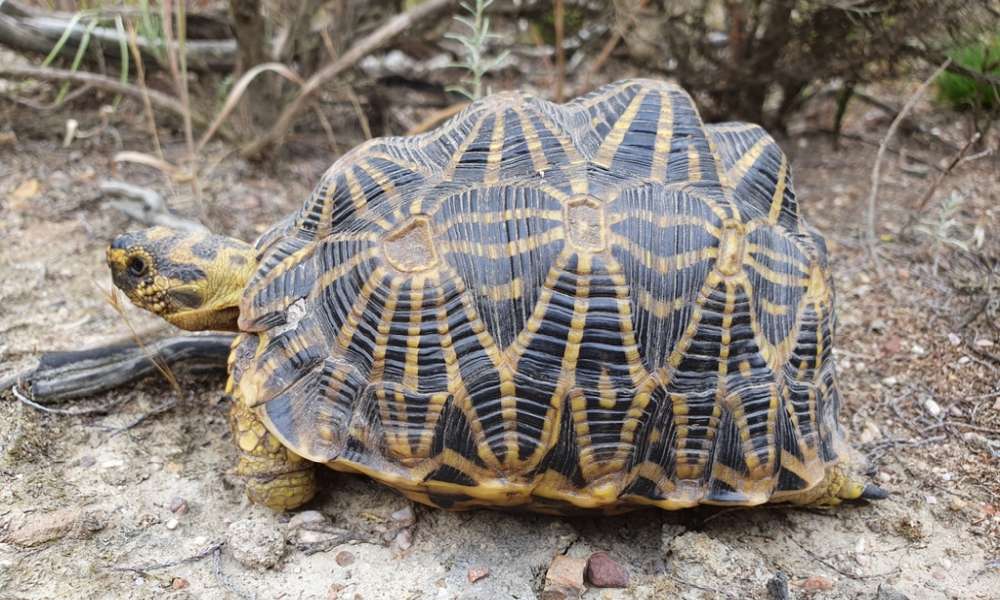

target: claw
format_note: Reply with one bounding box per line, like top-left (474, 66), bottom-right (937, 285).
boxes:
top-left (860, 483), bottom-right (889, 500)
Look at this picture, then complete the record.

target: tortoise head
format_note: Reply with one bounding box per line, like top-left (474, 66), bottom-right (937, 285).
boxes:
top-left (107, 226), bottom-right (256, 331)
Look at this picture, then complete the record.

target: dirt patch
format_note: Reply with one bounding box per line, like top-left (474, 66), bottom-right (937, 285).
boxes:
top-left (1, 84), bottom-right (998, 599)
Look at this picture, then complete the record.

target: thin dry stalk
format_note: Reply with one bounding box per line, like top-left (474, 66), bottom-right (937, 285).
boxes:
top-left (582, 0), bottom-right (648, 90)
top-left (125, 21), bottom-right (163, 160)
top-left (866, 59), bottom-right (951, 258)
top-left (103, 285), bottom-right (181, 394)
top-left (0, 65), bottom-right (213, 130)
top-left (343, 85), bottom-right (372, 140)
top-left (239, 0), bottom-right (454, 159)
top-left (407, 101), bottom-right (469, 135)
top-left (900, 131), bottom-right (981, 238)
top-left (553, 0), bottom-right (565, 102)
top-left (196, 62), bottom-right (304, 153)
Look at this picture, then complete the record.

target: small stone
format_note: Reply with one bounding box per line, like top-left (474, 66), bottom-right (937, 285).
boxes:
top-left (923, 399), bottom-right (942, 418)
top-left (974, 338), bottom-right (994, 348)
top-left (585, 552), bottom-right (628, 588)
top-left (390, 527), bottom-right (412, 554)
top-left (467, 566), bottom-right (490, 583)
top-left (168, 497), bottom-right (188, 515)
top-left (289, 510), bottom-right (326, 529)
top-left (766, 572), bottom-right (790, 600)
top-left (957, 356), bottom-right (971, 365)
top-left (880, 376), bottom-right (898, 387)
top-left (877, 471), bottom-right (893, 484)
top-left (390, 505), bottom-right (415, 526)
top-left (171, 577), bottom-right (189, 590)
top-left (925, 495), bottom-right (937, 505)
top-left (910, 344), bottom-right (926, 356)
top-left (948, 497), bottom-right (967, 511)
top-left (947, 333), bottom-right (961, 346)
top-left (227, 517), bottom-right (286, 569)
top-left (78, 455), bottom-right (96, 468)
top-left (335, 551), bottom-right (355, 567)
top-left (1, 508), bottom-right (94, 547)
top-left (876, 583), bottom-right (910, 600)
top-left (858, 420), bottom-right (882, 444)
top-left (544, 555), bottom-right (587, 599)
top-left (165, 518), bottom-right (179, 530)
top-left (795, 575), bottom-right (834, 591)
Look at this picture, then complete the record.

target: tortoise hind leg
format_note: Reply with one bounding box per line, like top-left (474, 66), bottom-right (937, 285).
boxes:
top-left (229, 400), bottom-right (317, 511)
top-left (784, 460), bottom-right (887, 507)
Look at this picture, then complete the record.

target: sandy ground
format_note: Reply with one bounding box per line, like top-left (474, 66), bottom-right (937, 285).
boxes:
top-left (1, 80), bottom-right (998, 600)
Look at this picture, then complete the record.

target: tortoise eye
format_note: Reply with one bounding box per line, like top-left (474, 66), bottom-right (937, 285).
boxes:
top-left (127, 256), bottom-right (148, 277)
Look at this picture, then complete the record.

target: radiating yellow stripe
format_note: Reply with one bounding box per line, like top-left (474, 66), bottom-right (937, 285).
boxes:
top-left (484, 109), bottom-right (506, 185)
top-left (593, 89), bottom-right (649, 168)
top-left (767, 156), bottom-right (789, 224)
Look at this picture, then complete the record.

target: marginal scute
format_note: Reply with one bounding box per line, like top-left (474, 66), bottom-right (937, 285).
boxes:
top-left (234, 78), bottom-right (849, 512)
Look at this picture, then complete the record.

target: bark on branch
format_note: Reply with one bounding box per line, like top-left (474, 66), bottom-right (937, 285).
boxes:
top-left (13, 334), bottom-right (235, 402)
top-left (0, 1), bottom-right (236, 72)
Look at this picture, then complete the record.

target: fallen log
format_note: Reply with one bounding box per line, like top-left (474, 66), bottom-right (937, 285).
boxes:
top-left (0, 1), bottom-right (236, 72)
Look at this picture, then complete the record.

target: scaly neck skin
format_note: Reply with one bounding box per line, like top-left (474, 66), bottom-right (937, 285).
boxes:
top-left (164, 241), bottom-right (257, 331)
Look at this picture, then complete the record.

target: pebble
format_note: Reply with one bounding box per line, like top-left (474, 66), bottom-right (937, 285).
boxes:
top-left (390, 527), bottom-right (413, 554)
top-left (289, 510), bottom-right (327, 529)
top-left (910, 344), bottom-right (926, 356)
top-left (766, 572), bottom-right (790, 600)
top-left (795, 575), bottom-right (834, 591)
top-left (467, 566), bottom-right (490, 583)
top-left (880, 376), bottom-right (897, 386)
top-left (543, 555), bottom-right (587, 599)
top-left (948, 497), bottom-right (967, 511)
top-left (390, 505), bottom-right (415, 527)
top-left (585, 552), bottom-right (628, 588)
top-left (165, 518), bottom-right (179, 530)
top-left (923, 399), bottom-right (942, 418)
top-left (78, 455), bottom-right (96, 468)
top-left (168, 496), bottom-right (189, 515)
top-left (947, 333), bottom-right (961, 346)
top-left (335, 551), bottom-right (355, 567)
top-left (876, 583), bottom-right (910, 600)
top-left (226, 517), bottom-right (286, 569)
top-left (1, 508), bottom-right (103, 547)
top-left (171, 577), bottom-right (189, 590)
top-left (974, 338), bottom-right (994, 348)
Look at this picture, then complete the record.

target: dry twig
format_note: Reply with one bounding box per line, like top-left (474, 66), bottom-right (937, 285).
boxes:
top-left (239, 0), bottom-right (454, 159)
top-left (900, 132), bottom-right (982, 238)
top-left (865, 59), bottom-right (951, 261)
top-left (0, 65), bottom-right (215, 132)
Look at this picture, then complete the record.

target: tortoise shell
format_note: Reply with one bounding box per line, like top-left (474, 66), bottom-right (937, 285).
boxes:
top-left (231, 79), bottom-right (847, 511)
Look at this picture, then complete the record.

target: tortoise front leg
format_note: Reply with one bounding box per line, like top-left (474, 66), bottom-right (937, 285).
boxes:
top-left (229, 398), bottom-right (317, 511)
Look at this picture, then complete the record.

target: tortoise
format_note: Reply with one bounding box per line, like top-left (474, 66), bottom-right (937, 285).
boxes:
top-left (106, 79), bottom-right (885, 513)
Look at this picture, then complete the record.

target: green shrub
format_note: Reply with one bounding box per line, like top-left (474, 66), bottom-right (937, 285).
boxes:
top-left (937, 37), bottom-right (1000, 112)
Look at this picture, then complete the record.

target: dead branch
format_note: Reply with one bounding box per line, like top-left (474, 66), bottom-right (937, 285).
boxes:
top-left (112, 541), bottom-right (225, 574)
top-left (899, 132), bottom-right (981, 238)
top-left (15, 333), bottom-right (234, 402)
top-left (865, 59), bottom-right (950, 255)
top-left (239, 0), bottom-right (455, 159)
top-left (0, 1), bottom-right (236, 72)
top-left (0, 64), bottom-right (214, 132)
top-left (100, 179), bottom-right (209, 233)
